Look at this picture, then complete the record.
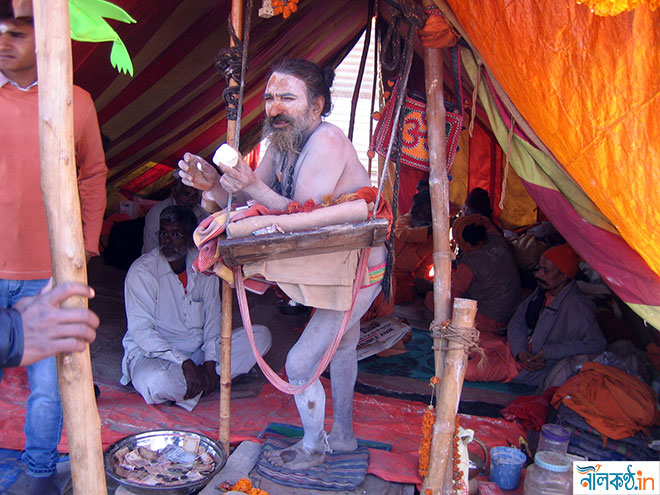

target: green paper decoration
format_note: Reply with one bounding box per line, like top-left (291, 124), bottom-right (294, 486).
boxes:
top-left (69, 0), bottom-right (136, 76)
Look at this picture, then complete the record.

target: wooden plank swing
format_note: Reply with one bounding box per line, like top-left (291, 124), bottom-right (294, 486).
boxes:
top-left (219, 218), bottom-right (390, 267)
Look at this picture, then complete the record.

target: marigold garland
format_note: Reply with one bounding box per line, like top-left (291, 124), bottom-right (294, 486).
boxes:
top-left (418, 405), bottom-right (435, 477)
top-left (272, 0), bottom-right (299, 19)
top-left (452, 418), bottom-right (462, 491)
top-left (230, 478), bottom-right (270, 495)
top-left (419, 376), bottom-right (441, 477)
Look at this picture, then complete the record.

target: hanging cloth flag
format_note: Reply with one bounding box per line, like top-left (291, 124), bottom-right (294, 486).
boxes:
top-left (370, 77), bottom-right (463, 173)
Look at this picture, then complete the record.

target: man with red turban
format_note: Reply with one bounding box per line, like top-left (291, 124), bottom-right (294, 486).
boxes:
top-left (507, 244), bottom-right (606, 387)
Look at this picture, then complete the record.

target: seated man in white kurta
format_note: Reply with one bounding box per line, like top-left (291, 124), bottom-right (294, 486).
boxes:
top-left (121, 205), bottom-right (271, 411)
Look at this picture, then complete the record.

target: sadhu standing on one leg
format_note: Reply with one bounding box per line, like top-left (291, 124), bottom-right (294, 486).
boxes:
top-left (179, 58), bottom-right (387, 469)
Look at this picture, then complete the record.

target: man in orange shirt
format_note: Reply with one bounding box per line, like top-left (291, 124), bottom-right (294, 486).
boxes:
top-left (0, 4), bottom-right (107, 494)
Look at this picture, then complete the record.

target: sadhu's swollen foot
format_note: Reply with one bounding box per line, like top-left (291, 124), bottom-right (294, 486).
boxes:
top-left (264, 439), bottom-right (326, 470)
top-left (327, 431), bottom-right (358, 452)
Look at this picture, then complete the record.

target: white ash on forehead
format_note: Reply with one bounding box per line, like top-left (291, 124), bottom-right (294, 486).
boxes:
top-left (112, 435), bottom-right (216, 487)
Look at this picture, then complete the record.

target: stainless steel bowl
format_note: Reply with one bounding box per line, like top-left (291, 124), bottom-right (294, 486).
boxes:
top-left (104, 429), bottom-right (227, 495)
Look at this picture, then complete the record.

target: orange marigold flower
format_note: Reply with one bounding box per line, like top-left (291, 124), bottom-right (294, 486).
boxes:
top-left (248, 488), bottom-right (270, 495)
top-left (430, 376), bottom-right (440, 385)
top-left (425, 489), bottom-right (434, 495)
top-left (418, 406), bottom-right (435, 477)
top-left (232, 478), bottom-right (253, 492)
top-left (289, 2), bottom-right (298, 12)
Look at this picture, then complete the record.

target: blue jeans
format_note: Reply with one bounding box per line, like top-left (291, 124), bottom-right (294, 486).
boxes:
top-left (0, 278), bottom-right (62, 477)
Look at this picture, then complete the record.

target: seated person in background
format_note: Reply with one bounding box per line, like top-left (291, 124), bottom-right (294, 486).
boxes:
top-left (452, 215), bottom-right (521, 335)
top-left (459, 187), bottom-right (501, 234)
top-left (121, 206), bottom-right (271, 411)
top-left (507, 244), bottom-right (606, 387)
top-left (142, 175), bottom-right (206, 253)
top-left (393, 189), bottom-right (434, 304)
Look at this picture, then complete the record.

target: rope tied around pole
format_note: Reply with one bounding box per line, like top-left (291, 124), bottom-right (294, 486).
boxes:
top-left (215, 19), bottom-right (244, 121)
top-left (429, 319), bottom-right (486, 368)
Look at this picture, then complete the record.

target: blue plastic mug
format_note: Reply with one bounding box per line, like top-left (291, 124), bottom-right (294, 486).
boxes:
top-left (489, 446), bottom-right (526, 490)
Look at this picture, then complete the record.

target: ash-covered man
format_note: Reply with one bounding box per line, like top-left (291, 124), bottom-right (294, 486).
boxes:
top-left (121, 206), bottom-right (271, 411)
top-left (178, 59), bottom-right (386, 469)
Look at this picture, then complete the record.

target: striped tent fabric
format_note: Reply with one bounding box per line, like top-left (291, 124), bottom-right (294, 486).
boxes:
top-left (72, 0), bottom-right (369, 210)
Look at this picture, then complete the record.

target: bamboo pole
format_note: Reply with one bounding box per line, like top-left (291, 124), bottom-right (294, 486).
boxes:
top-left (422, 299), bottom-right (476, 495)
top-left (218, 0), bottom-right (244, 456)
top-left (421, 1), bottom-right (451, 460)
top-left (32, 0), bottom-right (107, 493)
top-left (219, 280), bottom-right (233, 455)
top-left (422, 0), bottom-right (451, 366)
top-left (421, 0), bottom-right (453, 492)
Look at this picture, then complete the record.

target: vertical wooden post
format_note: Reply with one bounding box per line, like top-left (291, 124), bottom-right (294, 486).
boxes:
top-left (421, 0), bottom-right (453, 493)
top-left (422, 299), bottom-right (476, 495)
top-left (219, 280), bottom-right (233, 455)
top-left (218, 0), bottom-right (244, 456)
top-left (422, 0), bottom-right (452, 365)
top-left (32, 0), bottom-right (107, 493)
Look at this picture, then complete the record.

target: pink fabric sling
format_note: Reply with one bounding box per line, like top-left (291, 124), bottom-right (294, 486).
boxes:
top-left (234, 248), bottom-right (371, 395)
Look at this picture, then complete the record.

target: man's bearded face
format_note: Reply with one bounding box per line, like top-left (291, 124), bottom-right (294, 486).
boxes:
top-left (158, 221), bottom-right (190, 262)
top-left (262, 72), bottom-right (320, 153)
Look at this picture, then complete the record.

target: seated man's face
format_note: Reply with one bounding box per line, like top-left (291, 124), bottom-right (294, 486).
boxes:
top-left (174, 184), bottom-right (201, 210)
top-left (535, 257), bottom-right (567, 293)
top-left (158, 221), bottom-right (189, 262)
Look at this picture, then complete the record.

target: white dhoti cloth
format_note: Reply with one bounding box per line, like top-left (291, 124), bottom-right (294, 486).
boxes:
top-left (128, 324), bottom-right (272, 411)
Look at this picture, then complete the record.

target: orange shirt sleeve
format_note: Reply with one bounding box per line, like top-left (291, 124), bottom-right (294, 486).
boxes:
top-left (74, 89), bottom-right (108, 256)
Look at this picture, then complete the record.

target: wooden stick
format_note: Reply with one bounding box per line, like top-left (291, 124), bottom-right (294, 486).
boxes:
top-left (218, 0), bottom-right (244, 455)
top-left (422, 299), bottom-right (477, 495)
top-left (421, 0), bottom-right (451, 402)
top-left (32, 0), bottom-right (106, 493)
top-left (367, 1), bottom-right (379, 179)
top-left (218, 280), bottom-right (233, 455)
top-left (348, 0), bottom-right (375, 141)
top-left (420, 1), bottom-right (453, 492)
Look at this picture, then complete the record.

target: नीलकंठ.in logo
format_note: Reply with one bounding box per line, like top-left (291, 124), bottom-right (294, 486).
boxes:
top-left (573, 461), bottom-right (660, 494)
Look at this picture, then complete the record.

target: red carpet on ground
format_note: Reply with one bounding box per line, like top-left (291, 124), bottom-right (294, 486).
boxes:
top-left (0, 367), bottom-right (525, 485)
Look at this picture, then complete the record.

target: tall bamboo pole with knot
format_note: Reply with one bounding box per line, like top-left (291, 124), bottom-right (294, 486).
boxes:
top-left (32, 0), bottom-right (107, 492)
top-left (218, 0), bottom-right (245, 457)
top-left (420, 1), bottom-right (479, 493)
